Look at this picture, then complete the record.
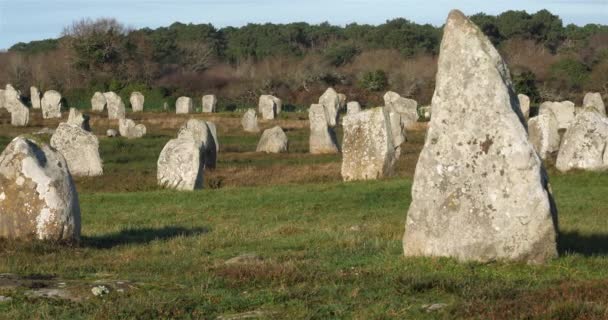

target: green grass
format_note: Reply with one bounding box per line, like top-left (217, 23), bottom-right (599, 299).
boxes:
top-left (1, 172), bottom-right (608, 319)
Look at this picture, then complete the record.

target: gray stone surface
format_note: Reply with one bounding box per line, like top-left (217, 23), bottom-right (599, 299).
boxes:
top-left (0, 89), bottom-right (5, 110)
top-left (30, 87), bottom-right (41, 109)
top-left (241, 108), bottom-right (260, 133)
top-left (338, 93), bottom-right (347, 110)
top-left (346, 101), bottom-right (361, 115)
top-left (258, 95), bottom-right (278, 120)
top-left (130, 92), bottom-right (144, 112)
top-left (319, 88), bottom-right (340, 127)
top-left (309, 104), bottom-right (339, 154)
top-left (384, 91), bottom-right (418, 129)
top-left (4, 85), bottom-right (29, 126)
top-left (106, 129), bottom-right (118, 137)
top-left (67, 108), bottom-right (90, 131)
top-left (388, 111), bottom-right (406, 159)
top-left (103, 92), bottom-right (126, 120)
top-left (341, 107), bottom-right (395, 181)
top-left (157, 138), bottom-right (204, 190)
top-left (528, 109), bottom-right (560, 160)
top-left (256, 126), bottom-right (288, 153)
top-left (0, 137), bottom-right (80, 241)
top-left (518, 94), bottom-right (530, 120)
top-left (51, 123), bottom-right (103, 177)
top-left (118, 118), bottom-right (146, 139)
top-left (41, 90), bottom-right (62, 119)
top-left (91, 92), bottom-right (106, 112)
top-left (556, 107), bottom-right (608, 172)
top-left (202, 95), bottom-right (217, 113)
top-left (176, 97), bottom-right (193, 114)
top-left (583, 92), bottom-right (606, 116)
top-left (402, 10), bottom-right (558, 264)
top-left (539, 101), bottom-right (575, 130)
top-left (177, 119), bottom-right (217, 169)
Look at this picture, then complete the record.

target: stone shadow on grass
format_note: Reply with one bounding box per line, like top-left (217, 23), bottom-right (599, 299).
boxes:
top-left (558, 231), bottom-right (608, 256)
top-left (83, 226), bottom-right (209, 249)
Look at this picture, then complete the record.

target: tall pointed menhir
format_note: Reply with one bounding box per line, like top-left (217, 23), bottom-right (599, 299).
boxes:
top-left (402, 10), bottom-right (558, 263)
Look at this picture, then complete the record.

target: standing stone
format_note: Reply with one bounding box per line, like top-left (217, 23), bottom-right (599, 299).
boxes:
top-left (319, 88), bottom-right (340, 127)
top-left (202, 95), bottom-right (217, 113)
top-left (256, 126), bottom-right (288, 153)
top-left (539, 101), bottom-right (575, 130)
top-left (384, 91), bottom-right (418, 129)
top-left (30, 86), bottom-right (41, 109)
top-left (346, 102), bottom-right (361, 115)
top-left (4, 85), bottom-right (29, 126)
top-left (103, 92), bottom-right (126, 120)
top-left (518, 94), bottom-right (531, 120)
top-left (176, 97), bottom-right (193, 114)
top-left (528, 109), bottom-right (560, 160)
top-left (51, 123), bottom-right (103, 177)
top-left (556, 108), bottom-right (608, 172)
top-left (118, 118), bottom-right (146, 139)
top-left (41, 90), bottom-right (62, 119)
top-left (177, 119), bottom-right (217, 169)
top-left (341, 107), bottom-right (395, 181)
top-left (130, 92), bottom-right (144, 112)
top-left (389, 111), bottom-right (406, 159)
top-left (0, 89), bottom-right (5, 110)
top-left (271, 96), bottom-right (283, 115)
top-left (91, 92), bottom-right (106, 112)
top-left (157, 138), bottom-right (204, 191)
top-left (163, 102), bottom-right (169, 111)
top-left (241, 108), bottom-right (260, 133)
top-left (106, 129), bottom-right (118, 137)
top-left (67, 108), bottom-right (90, 131)
top-left (402, 10), bottom-right (557, 264)
top-left (0, 137), bottom-right (80, 241)
top-left (583, 92), bottom-right (606, 116)
top-left (258, 95), bottom-right (277, 120)
top-left (309, 104), bottom-right (339, 154)
top-left (338, 93), bottom-right (347, 110)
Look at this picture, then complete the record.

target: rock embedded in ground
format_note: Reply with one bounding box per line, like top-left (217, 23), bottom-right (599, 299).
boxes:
top-left (91, 92), bottom-right (106, 112)
top-left (539, 101), bottom-right (575, 130)
top-left (346, 101), bottom-right (361, 115)
top-left (106, 129), bottom-right (118, 137)
top-left (518, 94), bottom-right (530, 120)
top-left (309, 104), bottom-right (339, 154)
top-left (177, 119), bottom-right (218, 169)
top-left (384, 91), bottom-right (419, 129)
top-left (4, 85), bottom-right (29, 126)
top-left (241, 108), bottom-right (260, 133)
top-left (130, 92), bottom-right (144, 112)
top-left (41, 90), bottom-right (62, 119)
top-left (202, 94), bottom-right (217, 113)
top-left (341, 107), bottom-right (396, 181)
top-left (318, 88), bottom-right (340, 127)
top-left (258, 95), bottom-right (279, 120)
top-left (103, 92), bottom-right (126, 120)
top-left (51, 123), bottom-right (103, 177)
top-left (583, 92), bottom-right (606, 116)
top-left (0, 137), bottom-right (81, 241)
top-left (157, 137), bottom-right (205, 190)
top-left (176, 96), bottom-right (194, 114)
top-left (256, 126), bottom-right (288, 153)
top-left (118, 118), bottom-right (146, 139)
top-left (30, 86), bottom-right (41, 109)
top-left (528, 109), bottom-right (560, 160)
top-left (67, 108), bottom-right (90, 131)
top-left (556, 107), bottom-right (608, 172)
top-left (402, 10), bottom-right (558, 264)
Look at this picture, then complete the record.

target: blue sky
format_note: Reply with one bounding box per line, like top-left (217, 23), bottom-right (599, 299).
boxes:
top-left (0, 0), bottom-right (606, 50)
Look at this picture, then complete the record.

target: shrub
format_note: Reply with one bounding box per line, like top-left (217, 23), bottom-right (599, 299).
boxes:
top-left (324, 44), bottom-right (360, 67)
top-left (549, 58), bottom-right (590, 90)
top-left (512, 69), bottom-right (541, 103)
top-left (359, 70), bottom-right (388, 92)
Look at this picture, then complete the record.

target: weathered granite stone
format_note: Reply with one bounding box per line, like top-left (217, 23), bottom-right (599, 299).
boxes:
top-left (518, 94), bottom-right (530, 120)
top-left (528, 109), bottom-right (560, 160)
top-left (539, 101), bottom-right (575, 130)
top-left (346, 101), bottom-right (361, 115)
top-left (389, 111), bottom-right (406, 159)
top-left (103, 92), bottom-right (126, 120)
top-left (384, 91), bottom-right (418, 129)
top-left (309, 104), bottom-right (339, 154)
top-left (556, 107), bottom-right (608, 172)
top-left (106, 129), bottom-right (118, 137)
top-left (256, 126), bottom-right (288, 153)
top-left (583, 92), bottom-right (606, 116)
top-left (0, 89), bottom-right (5, 110)
top-left (402, 10), bottom-right (558, 264)
top-left (338, 93), bottom-right (347, 110)
top-left (130, 92), bottom-right (144, 112)
top-left (4, 86), bottom-right (29, 126)
top-left (176, 97), bottom-right (193, 114)
top-left (319, 88), bottom-right (340, 127)
top-left (41, 90), bottom-right (62, 119)
top-left (67, 108), bottom-right (90, 131)
top-left (341, 107), bottom-right (395, 181)
top-left (241, 109), bottom-right (260, 133)
top-left (30, 87), bottom-right (41, 109)
top-left (118, 119), bottom-right (146, 139)
top-left (91, 92), bottom-right (106, 112)
top-left (51, 123), bottom-right (103, 177)
top-left (202, 95), bottom-right (217, 113)
top-left (177, 119), bottom-right (217, 169)
top-left (4, 84), bottom-right (21, 113)
top-left (157, 138), bottom-right (204, 190)
top-left (0, 137), bottom-right (80, 241)
top-left (258, 95), bottom-right (278, 120)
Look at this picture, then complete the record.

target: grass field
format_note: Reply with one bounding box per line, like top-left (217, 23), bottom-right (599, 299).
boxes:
top-left (1, 109), bottom-right (608, 319)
